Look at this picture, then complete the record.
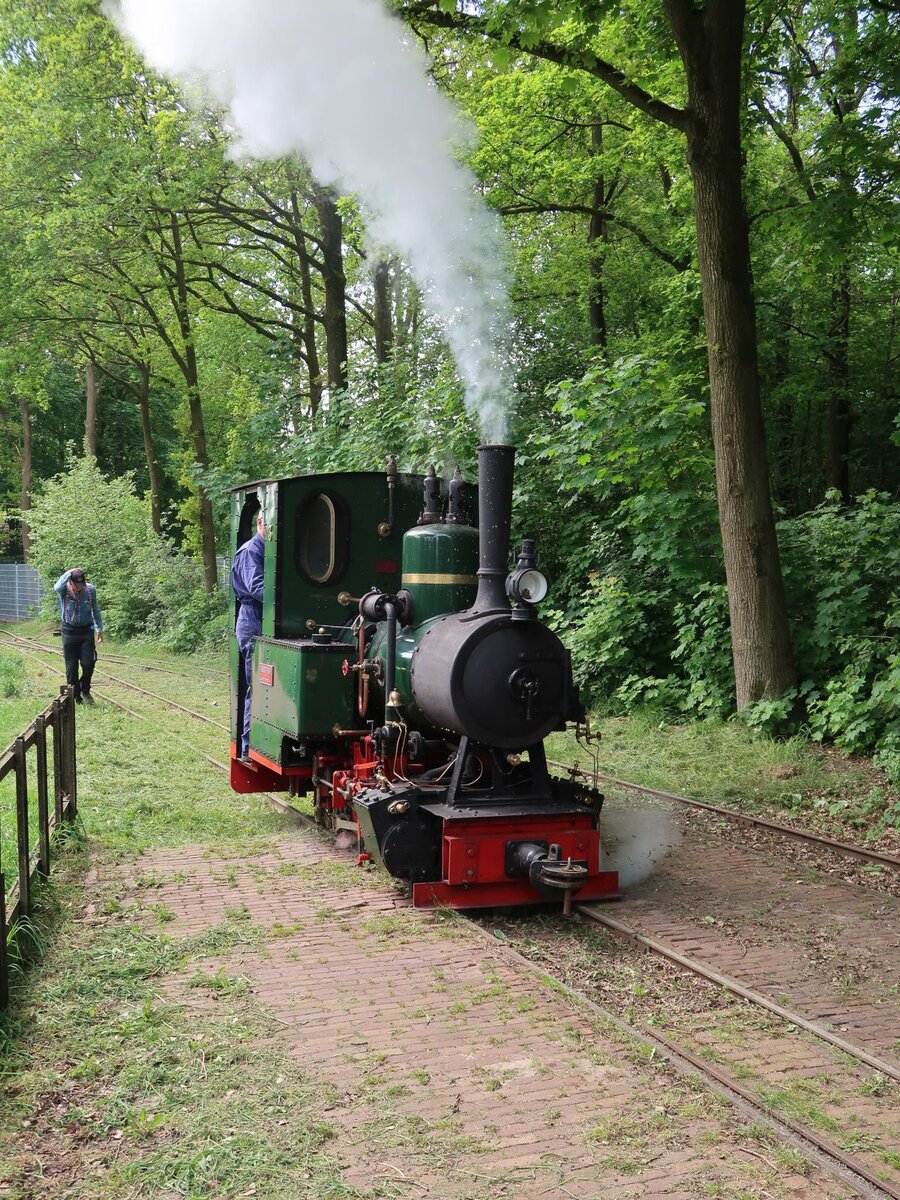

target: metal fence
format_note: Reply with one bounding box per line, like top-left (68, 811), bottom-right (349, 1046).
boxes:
top-left (0, 564), bottom-right (43, 622)
top-left (0, 557), bottom-right (231, 624)
top-left (0, 687), bottom-right (78, 1009)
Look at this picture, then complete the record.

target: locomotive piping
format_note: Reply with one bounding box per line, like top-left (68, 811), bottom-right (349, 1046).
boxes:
top-left (474, 444), bottom-right (515, 612)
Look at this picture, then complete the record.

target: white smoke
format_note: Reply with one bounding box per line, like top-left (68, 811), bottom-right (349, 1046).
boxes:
top-left (104, 0), bottom-right (512, 441)
top-left (600, 801), bottom-right (682, 890)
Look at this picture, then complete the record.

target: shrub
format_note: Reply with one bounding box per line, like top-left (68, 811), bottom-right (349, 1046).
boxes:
top-left (28, 455), bottom-right (226, 650)
top-left (777, 492), bottom-right (899, 775)
top-left (0, 648), bottom-right (25, 698)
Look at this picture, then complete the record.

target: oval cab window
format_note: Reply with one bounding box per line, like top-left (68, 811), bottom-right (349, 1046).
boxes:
top-left (295, 491), bottom-right (349, 585)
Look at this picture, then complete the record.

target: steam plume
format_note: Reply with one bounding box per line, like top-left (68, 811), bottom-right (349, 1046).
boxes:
top-left (105, 0), bottom-right (512, 441)
top-left (600, 802), bottom-right (682, 890)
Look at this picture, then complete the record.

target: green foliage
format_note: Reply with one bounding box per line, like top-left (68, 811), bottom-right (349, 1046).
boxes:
top-left (525, 352), bottom-right (722, 712)
top-left (776, 492), bottom-right (900, 776)
top-left (529, 354), bottom-right (898, 775)
top-left (0, 648), bottom-right (26, 698)
top-left (28, 455), bottom-right (226, 650)
top-left (670, 584), bottom-right (734, 719)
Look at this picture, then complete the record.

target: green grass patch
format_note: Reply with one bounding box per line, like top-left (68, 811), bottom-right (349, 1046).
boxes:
top-left (547, 707), bottom-right (899, 840)
top-left (0, 873), bottom-right (352, 1198)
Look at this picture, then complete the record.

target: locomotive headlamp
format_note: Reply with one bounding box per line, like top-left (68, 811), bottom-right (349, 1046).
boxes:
top-left (506, 539), bottom-right (548, 605)
top-left (508, 567), bottom-right (549, 604)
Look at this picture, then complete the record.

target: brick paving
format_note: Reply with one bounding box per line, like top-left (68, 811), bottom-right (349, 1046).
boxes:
top-left (125, 830), bottom-right (855, 1200)
top-left (626, 822), bottom-right (900, 1064)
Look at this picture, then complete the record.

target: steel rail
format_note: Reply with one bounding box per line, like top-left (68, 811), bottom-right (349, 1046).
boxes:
top-left (10, 628), bottom-right (895, 873)
top-left (577, 903), bottom-right (900, 1084)
top-left (548, 758), bottom-right (900, 870)
top-left (7, 633), bottom-right (894, 1193)
top-left (2, 636), bottom-right (306, 825)
top-left (0, 629), bottom-right (228, 731)
top-left (0, 627), bottom-right (216, 680)
top-left (474, 922), bottom-right (900, 1200)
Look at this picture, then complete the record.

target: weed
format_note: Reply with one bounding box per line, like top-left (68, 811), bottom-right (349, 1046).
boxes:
top-left (185, 966), bottom-right (253, 996)
top-left (147, 902), bottom-right (175, 923)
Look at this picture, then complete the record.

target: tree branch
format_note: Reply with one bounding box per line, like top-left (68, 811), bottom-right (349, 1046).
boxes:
top-left (401, 3), bottom-right (689, 132)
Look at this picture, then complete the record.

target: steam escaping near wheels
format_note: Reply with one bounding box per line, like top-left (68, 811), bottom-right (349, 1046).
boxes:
top-left (599, 802), bottom-right (682, 889)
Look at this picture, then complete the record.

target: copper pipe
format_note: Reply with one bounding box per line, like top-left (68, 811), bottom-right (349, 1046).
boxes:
top-left (356, 619), bottom-right (369, 720)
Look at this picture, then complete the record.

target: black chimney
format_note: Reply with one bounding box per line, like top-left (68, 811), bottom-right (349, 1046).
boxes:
top-left (474, 444), bottom-right (514, 612)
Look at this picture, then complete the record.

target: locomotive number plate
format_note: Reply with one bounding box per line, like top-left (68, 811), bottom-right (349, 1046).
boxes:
top-left (259, 664), bottom-right (274, 686)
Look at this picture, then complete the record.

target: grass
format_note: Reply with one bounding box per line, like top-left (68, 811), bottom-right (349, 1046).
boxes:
top-left (0, 890), bottom-right (353, 1198)
top-left (0, 630), bottom-right (343, 1197)
top-left (546, 706), bottom-right (899, 843)
top-left (1, 626), bottom-right (895, 1198)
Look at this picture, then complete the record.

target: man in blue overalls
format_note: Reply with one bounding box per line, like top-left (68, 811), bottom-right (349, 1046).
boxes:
top-left (54, 567), bottom-right (103, 704)
top-left (231, 512), bottom-right (265, 761)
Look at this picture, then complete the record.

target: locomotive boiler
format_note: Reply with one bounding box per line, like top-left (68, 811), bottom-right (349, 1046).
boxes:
top-left (229, 445), bottom-right (618, 909)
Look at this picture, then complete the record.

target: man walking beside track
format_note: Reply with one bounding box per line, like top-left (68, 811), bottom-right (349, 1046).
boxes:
top-left (54, 567), bottom-right (103, 705)
top-left (231, 512), bottom-right (265, 762)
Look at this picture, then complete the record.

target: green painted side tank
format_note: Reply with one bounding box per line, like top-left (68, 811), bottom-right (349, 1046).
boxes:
top-left (401, 522), bottom-right (478, 625)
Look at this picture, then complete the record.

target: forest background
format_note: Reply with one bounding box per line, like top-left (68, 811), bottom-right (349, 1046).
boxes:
top-left (0, 0), bottom-right (897, 780)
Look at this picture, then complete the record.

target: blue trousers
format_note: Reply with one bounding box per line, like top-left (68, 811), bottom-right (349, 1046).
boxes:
top-left (238, 638), bottom-right (255, 756)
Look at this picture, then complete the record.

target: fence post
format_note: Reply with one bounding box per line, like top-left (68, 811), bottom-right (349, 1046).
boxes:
top-left (35, 715), bottom-right (50, 878)
top-left (14, 737), bottom-right (31, 918)
top-left (58, 686), bottom-right (77, 820)
top-left (51, 697), bottom-right (63, 826)
top-left (0, 873), bottom-right (7, 1011)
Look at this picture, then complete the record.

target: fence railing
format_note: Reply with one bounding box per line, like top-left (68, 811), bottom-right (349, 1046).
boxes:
top-left (0, 686), bottom-right (77, 1009)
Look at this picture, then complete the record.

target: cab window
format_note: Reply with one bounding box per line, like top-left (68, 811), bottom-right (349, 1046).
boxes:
top-left (295, 491), bottom-right (349, 585)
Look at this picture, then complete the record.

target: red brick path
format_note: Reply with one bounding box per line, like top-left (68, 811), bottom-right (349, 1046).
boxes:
top-left (126, 829), bottom-right (854, 1200)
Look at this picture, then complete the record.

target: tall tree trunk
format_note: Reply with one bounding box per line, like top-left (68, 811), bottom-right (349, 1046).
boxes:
top-left (19, 396), bottom-right (32, 562)
top-left (136, 363), bottom-right (162, 534)
top-left (824, 263), bottom-right (851, 503)
top-left (408, 0), bottom-right (797, 710)
top-left (373, 258), bottom-right (394, 365)
top-left (667, 0), bottom-right (795, 706)
top-left (170, 214), bottom-right (218, 592)
top-left (85, 360), bottom-right (98, 456)
top-left (312, 186), bottom-right (348, 395)
top-left (587, 122), bottom-right (608, 351)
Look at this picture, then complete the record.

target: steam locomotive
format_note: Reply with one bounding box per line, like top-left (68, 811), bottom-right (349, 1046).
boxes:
top-left (229, 445), bottom-right (619, 910)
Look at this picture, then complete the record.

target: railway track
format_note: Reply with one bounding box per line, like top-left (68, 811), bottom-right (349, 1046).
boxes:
top-left (478, 921), bottom-right (900, 1200)
top-left (0, 631), bottom-right (305, 824)
top-left (0, 626), bottom-right (219, 680)
top-left (6, 628), bottom-right (894, 875)
top-left (548, 757), bottom-right (900, 872)
top-left (5, 631), bottom-right (898, 1196)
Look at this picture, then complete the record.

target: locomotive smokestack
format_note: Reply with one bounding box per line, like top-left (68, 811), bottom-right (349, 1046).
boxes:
top-left (474, 444), bottom-right (514, 612)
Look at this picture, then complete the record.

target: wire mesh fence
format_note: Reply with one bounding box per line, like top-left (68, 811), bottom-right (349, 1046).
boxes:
top-left (0, 564), bottom-right (44, 622)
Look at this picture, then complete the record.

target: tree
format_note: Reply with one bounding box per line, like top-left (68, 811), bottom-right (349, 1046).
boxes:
top-left (402, 0), bottom-right (797, 707)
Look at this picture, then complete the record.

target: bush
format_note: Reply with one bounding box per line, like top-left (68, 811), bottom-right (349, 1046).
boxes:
top-left (28, 455), bottom-right (227, 650)
top-left (778, 492), bottom-right (900, 777)
top-left (0, 648), bottom-right (25, 698)
top-left (525, 355), bottom-right (899, 775)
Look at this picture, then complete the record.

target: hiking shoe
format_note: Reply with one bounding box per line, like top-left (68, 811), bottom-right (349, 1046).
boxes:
top-left (83, 692), bottom-right (95, 705)
top-left (75, 695), bottom-right (83, 704)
